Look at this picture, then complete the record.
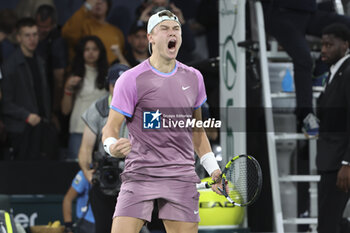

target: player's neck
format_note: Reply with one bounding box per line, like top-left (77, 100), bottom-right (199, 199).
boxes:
top-left (149, 54), bottom-right (176, 73)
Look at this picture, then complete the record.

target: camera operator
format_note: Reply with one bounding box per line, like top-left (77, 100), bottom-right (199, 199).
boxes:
top-left (78, 63), bottom-right (150, 233)
top-left (136, 0), bottom-right (195, 63)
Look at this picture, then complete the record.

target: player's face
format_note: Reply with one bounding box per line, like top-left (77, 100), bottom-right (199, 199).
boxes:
top-left (149, 20), bottom-right (182, 60)
top-left (321, 34), bottom-right (349, 65)
top-left (84, 40), bottom-right (100, 66)
top-left (17, 26), bottom-right (39, 53)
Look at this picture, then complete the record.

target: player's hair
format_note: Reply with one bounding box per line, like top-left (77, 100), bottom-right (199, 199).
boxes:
top-left (158, 10), bottom-right (175, 18)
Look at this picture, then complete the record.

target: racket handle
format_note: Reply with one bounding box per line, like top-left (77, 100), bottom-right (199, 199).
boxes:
top-left (196, 182), bottom-right (211, 190)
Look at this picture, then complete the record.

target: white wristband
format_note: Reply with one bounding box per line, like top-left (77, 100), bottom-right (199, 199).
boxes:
top-left (200, 152), bottom-right (220, 175)
top-left (103, 137), bottom-right (118, 156)
top-left (341, 160), bottom-right (350, 166)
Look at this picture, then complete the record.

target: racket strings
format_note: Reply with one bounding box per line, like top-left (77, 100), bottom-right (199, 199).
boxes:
top-left (226, 157), bottom-right (260, 205)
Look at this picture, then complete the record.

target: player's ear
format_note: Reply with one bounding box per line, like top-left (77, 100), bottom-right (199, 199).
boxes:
top-left (147, 33), bottom-right (154, 44)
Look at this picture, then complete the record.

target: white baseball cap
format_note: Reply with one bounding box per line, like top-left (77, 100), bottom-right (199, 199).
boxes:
top-left (147, 10), bottom-right (181, 34)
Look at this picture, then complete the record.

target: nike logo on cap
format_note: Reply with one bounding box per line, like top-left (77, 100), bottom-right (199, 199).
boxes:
top-left (182, 86), bottom-right (190, 90)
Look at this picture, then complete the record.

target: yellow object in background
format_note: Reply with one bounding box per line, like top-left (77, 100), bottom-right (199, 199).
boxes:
top-left (50, 220), bottom-right (61, 228)
top-left (198, 177), bottom-right (245, 227)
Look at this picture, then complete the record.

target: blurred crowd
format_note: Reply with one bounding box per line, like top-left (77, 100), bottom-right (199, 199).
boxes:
top-left (0, 0), bottom-right (219, 161)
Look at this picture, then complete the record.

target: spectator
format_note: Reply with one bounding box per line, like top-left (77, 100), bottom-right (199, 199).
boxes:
top-left (316, 23), bottom-right (350, 233)
top-left (35, 4), bottom-right (68, 114)
top-left (262, 0), bottom-right (350, 137)
top-left (0, 10), bottom-right (17, 153)
top-left (15, 0), bottom-right (55, 19)
top-left (122, 20), bottom-right (149, 67)
top-left (61, 35), bottom-right (108, 160)
top-left (0, 9), bottom-right (17, 64)
top-left (62, 0), bottom-right (125, 65)
top-left (136, 0), bottom-right (196, 63)
top-left (63, 170), bottom-right (95, 233)
top-left (1, 18), bottom-right (51, 160)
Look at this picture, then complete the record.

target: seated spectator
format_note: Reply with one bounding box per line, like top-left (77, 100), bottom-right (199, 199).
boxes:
top-left (15, 0), bottom-right (54, 19)
top-left (0, 9), bottom-right (18, 64)
top-left (35, 4), bottom-right (68, 114)
top-left (62, 0), bottom-right (125, 65)
top-left (61, 35), bottom-right (108, 160)
top-left (123, 20), bottom-right (149, 67)
top-left (63, 170), bottom-right (95, 233)
top-left (136, 0), bottom-right (195, 63)
top-left (1, 18), bottom-right (52, 160)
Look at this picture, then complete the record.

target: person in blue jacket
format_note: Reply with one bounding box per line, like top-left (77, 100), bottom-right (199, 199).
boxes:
top-left (62, 170), bottom-right (95, 233)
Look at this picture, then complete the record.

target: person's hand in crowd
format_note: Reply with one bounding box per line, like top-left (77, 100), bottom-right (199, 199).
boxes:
top-left (111, 45), bottom-right (131, 67)
top-left (111, 44), bottom-right (123, 59)
top-left (336, 165), bottom-right (350, 193)
top-left (85, 0), bottom-right (97, 10)
top-left (83, 169), bottom-right (95, 184)
top-left (169, 3), bottom-right (185, 24)
top-left (27, 113), bottom-right (41, 126)
top-left (139, 3), bottom-right (154, 22)
top-left (64, 75), bottom-right (82, 93)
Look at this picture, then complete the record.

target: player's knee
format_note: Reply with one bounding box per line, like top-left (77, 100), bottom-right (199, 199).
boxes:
top-left (163, 220), bottom-right (198, 233)
top-left (111, 217), bottom-right (145, 233)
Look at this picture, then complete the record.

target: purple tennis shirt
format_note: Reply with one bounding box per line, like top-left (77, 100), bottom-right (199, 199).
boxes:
top-left (111, 59), bottom-right (207, 183)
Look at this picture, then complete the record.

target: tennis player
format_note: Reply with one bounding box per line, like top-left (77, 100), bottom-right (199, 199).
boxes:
top-left (102, 10), bottom-right (222, 233)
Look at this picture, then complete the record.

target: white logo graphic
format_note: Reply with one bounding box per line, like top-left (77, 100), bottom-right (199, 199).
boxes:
top-left (194, 210), bottom-right (199, 214)
top-left (182, 86), bottom-right (190, 90)
top-left (151, 109), bottom-right (162, 122)
top-left (143, 109), bottom-right (162, 129)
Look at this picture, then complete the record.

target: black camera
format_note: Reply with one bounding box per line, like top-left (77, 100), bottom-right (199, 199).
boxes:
top-left (92, 152), bottom-right (123, 196)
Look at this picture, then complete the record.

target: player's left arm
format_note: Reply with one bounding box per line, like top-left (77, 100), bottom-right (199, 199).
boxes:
top-left (192, 108), bottom-right (221, 191)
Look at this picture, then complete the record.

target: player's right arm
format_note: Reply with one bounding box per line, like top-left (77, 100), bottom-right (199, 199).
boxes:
top-left (102, 110), bottom-right (131, 158)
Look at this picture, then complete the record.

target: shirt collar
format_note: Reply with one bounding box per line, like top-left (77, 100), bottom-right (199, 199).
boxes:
top-left (329, 54), bottom-right (350, 82)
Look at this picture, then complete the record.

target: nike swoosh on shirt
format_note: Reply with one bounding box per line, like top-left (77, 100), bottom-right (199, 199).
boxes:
top-left (182, 86), bottom-right (190, 90)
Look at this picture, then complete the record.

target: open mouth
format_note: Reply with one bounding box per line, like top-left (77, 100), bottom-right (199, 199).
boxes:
top-left (168, 39), bottom-right (176, 50)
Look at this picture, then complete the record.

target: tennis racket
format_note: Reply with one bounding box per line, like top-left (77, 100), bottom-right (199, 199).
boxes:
top-left (196, 154), bottom-right (262, 207)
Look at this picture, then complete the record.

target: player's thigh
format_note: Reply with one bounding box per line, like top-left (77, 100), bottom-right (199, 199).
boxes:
top-left (162, 219), bottom-right (198, 233)
top-left (111, 216), bottom-right (145, 233)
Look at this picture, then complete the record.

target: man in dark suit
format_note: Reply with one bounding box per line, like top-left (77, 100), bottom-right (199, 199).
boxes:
top-left (1, 18), bottom-right (51, 160)
top-left (317, 23), bottom-right (350, 233)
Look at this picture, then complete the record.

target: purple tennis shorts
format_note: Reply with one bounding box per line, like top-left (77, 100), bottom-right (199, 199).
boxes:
top-left (113, 179), bottom-right (200, 223)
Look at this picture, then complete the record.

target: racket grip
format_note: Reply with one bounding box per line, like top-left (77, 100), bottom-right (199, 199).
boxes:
top-left (196, 182), bottom-right (211, 190)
